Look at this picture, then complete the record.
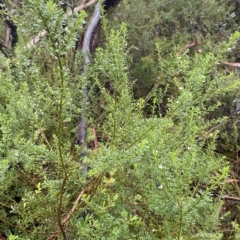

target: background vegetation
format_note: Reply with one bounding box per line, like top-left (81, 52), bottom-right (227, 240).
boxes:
top-left (0, 0), bottom-right (240, 239)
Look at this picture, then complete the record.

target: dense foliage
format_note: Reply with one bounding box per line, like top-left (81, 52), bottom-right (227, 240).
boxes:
top-left (0, 0), bottom-right (240, 239)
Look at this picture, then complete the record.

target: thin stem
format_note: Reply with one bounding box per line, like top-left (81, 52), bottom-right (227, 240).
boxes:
top-left (113, 93), bottom-right (117, 143)
top-left (46, 173), bottom-right (104, 240)
top-left (55, 43), bottom-right (68, 240)
top-left (177, 199), bottom-right (183, 240)
top-left (40, 11), bottom-right (68, 239)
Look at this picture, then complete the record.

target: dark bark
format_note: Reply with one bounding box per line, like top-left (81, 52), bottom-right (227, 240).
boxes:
top-left (5, 19), bottom-right (18, 48)
top-left (103, 0), bottom-right (121, 10)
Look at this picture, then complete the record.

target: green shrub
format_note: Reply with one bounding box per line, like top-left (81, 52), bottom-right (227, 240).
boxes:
top-left (0, 0), bottom-right (240, 239)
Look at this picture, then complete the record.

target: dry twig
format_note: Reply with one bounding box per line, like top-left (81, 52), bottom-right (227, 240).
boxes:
top-left (222, 195), bottom-right (240, 202)
top-left (46, 189), bottom-right (86, 240)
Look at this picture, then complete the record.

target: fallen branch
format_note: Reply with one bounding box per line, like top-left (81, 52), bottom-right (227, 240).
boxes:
top-left (221, 195), bottom-right (240, 202)
top-left (225, 178), bottom-right (240, 183)
top-left (72, 0), bottom-right (98, 15)
top-left (177, 38), bottom-right (199, 56)
top-left (222, 61), bottom-right (240, 67)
